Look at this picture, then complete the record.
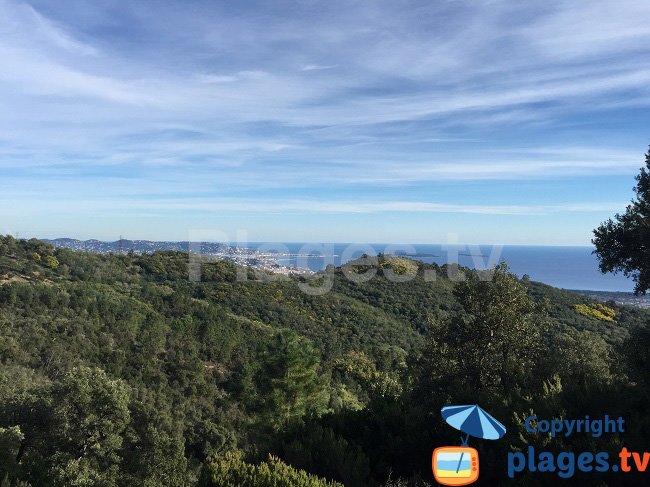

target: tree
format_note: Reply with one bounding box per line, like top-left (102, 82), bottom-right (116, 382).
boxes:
top-left (49, 367), bottom-right (131, 486)
top-left (624, 322), bottom-right (650, 387)
top-left (546, 329), bottom-right (613, 387)
top-left (334, 351), bottom-right (402, 401)
top-left (593, 148), bottom-right (650, 293)
top-left (121, 398), bottom-right (193, 487)
top-left (0, 426), bottom-right (24, 484)
top-left (258, 331), bottom-right (328, 429)
top-left (418, 264), bottom-right (548, 398)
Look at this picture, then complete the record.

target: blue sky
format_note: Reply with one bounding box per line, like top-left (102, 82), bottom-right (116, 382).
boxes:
top-left (1, 0), bottom-right (649, 244)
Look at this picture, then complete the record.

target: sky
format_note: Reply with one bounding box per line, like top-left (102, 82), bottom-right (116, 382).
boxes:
top-left (1, 0), bottom-right (650, 245)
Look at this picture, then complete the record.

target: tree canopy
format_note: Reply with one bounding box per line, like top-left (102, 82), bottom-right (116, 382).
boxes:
top-left (593, 148), bottom-right (650, 293)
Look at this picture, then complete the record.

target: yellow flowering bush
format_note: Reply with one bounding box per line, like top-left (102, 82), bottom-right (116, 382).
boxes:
top-left (574, 303), bottom-right (616, 322)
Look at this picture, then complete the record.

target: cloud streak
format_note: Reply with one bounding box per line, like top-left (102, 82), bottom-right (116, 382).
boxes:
top-left (0, 191), bottom-right (627, 216)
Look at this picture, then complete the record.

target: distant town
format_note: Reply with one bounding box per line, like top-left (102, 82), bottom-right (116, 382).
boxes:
top-left (41, 238), bottom-right (650, 309)
top-left (43, 238), bottom-right (314, 276)
top-left (574, 290), bottom-right (650, 309)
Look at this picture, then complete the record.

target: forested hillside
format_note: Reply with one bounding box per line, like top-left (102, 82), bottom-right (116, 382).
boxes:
top-left (1, 236), bottom-right (649, 486)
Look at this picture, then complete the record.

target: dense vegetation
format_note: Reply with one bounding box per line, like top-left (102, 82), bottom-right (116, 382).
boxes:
top-left (1, 236), bottom-right (649, 485)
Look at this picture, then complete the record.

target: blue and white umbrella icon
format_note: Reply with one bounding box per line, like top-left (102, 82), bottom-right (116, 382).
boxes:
top-left (441, 404), bottom-right (506, 445)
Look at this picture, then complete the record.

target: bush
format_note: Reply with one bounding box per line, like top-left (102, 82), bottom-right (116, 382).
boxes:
top-left (575, 303), bottom-right (616, 322)
top-left (202, 450), bottom-right (343, 487)
top-left (45, 256), bottom-right (59, 269)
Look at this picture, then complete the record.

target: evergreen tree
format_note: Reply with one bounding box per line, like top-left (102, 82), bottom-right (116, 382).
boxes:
top-left (258, 331), bottom-right (328, 429)
top-left (593, 148), bottom-right (650, 293)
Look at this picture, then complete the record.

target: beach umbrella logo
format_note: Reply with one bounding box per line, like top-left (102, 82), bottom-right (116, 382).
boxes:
top-left (432, 405), bottom-right (506, 486)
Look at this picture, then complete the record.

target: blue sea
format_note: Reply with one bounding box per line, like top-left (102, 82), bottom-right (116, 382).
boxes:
top-left (243, 243), bottom-right (635, 292)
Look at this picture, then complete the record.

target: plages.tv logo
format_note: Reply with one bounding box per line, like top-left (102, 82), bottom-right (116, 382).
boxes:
top-left (433, 404), bottom-right (506, 486)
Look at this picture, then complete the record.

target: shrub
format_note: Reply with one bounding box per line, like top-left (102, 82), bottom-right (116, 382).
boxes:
top-left (202, 450), bottom-right (343, 487)
top-left (574, 303), bottom-right (616, 322)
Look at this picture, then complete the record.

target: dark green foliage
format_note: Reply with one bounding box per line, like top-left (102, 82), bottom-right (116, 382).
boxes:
top-left (430, 264), bottom-right (548, 395)
top-left (48, 366), bottom-right (131, 486)
top-left (624, 323), bottom-right (650, 386)
top-left (0, 425), bottom-right (24, 483)
top-left (275, 423), bottom-right (371, 487)
top-left (256, 331), bottom-right (328, 430)
top-left (593, 148), bottom-right (650, 294)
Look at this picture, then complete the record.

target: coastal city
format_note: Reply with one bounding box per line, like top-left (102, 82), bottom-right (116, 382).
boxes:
top-left (44, 238), bottom-right (314, 276)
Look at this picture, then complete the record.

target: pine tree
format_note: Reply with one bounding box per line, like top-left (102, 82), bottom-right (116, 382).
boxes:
top-left (259, 331), bottom-right (328, 429)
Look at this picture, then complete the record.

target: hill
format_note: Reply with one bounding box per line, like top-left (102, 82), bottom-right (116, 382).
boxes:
top-left (1, 236), bottom-right (649, 486)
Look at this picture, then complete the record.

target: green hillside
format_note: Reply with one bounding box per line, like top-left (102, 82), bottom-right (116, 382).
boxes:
top-left (1, 236), bottom-right (649, 486)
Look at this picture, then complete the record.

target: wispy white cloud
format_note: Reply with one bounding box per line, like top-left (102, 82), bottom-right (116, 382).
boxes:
top-left (0, 190), bottom-right (627, 216)
top-left (196, 74), bottom-right (238, 84)
top-left (0, 0), bottom-right (97, 55)
top-left (300, 64), bottom-right (337, 72)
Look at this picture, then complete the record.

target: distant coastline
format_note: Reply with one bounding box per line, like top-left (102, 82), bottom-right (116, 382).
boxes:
top-left (42, 238), bottom-right (640, 297)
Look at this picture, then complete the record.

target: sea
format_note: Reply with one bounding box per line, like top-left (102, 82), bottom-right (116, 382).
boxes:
top-left (243, 243), bottom-right (635, 293)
